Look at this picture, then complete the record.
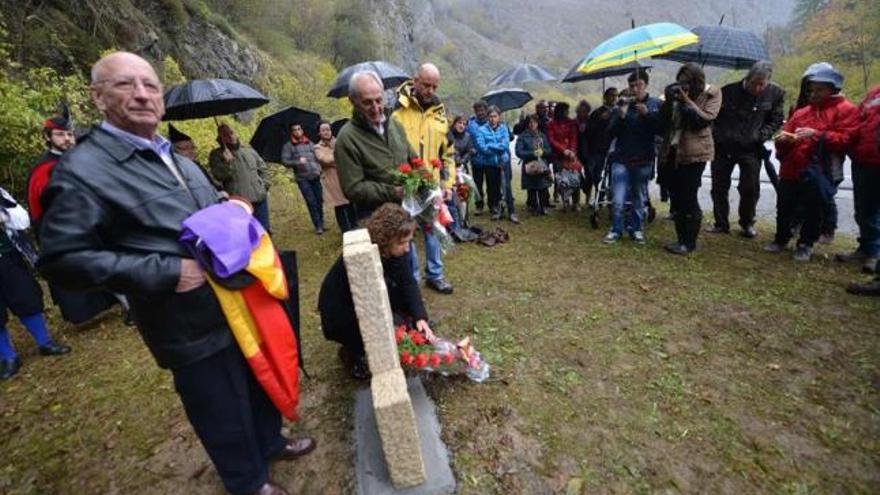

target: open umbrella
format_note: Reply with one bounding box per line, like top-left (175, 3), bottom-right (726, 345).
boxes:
top-left (164, 79), bottom-right (269, 121)
top-left (561, 61), bottom-right (653, 83)
top-left (571, 22), bottom-right (698, 75)
top-left (326, 61), bottom-right (411, 98)
top-left (481, 88), bottom-right (533, 113)
top-left (250, 106), bottom-right (322, 164)
top-left (489, 63), bottom-right (557, 86)
top-left (330, 118), bottom-right (349, 137)
top-left (653, 25), bottom-right (769, 69)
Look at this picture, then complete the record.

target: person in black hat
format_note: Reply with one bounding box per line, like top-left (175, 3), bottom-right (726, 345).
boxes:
top-left (27, 107), bottom-right (75, 226)
top-left (27, 107), bottom-right (124, 326)
top-left (169, 124), bottom-right (225, 193)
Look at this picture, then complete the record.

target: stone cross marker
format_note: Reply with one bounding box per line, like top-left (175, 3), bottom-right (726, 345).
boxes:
top-left (343, 229), bottom-right (427, 489)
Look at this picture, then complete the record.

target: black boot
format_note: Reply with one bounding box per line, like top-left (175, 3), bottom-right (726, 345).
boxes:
top-left (685, 213), bottom-right (702, 252)
top-left (665, 212), bottom-right (687, 253)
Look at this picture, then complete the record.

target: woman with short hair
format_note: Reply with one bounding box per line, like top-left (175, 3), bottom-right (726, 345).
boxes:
top-left (474, 106), bottom-right (517, 222)
top-left (515, 114), bottom-right (553, 215)
top-left (315, 120), bottom-right (357, 232)
top-left (318, 203), bottom-right (435, 379)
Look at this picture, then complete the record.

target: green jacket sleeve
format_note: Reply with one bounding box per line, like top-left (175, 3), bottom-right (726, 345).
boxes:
top-left (335, 136), bottom-right (398, 207)
top-left (208, 149), bottom-right (233, 182)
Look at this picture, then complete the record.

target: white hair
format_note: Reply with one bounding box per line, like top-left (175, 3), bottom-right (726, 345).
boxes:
top-left (348, 70), bottom-right (384, 99)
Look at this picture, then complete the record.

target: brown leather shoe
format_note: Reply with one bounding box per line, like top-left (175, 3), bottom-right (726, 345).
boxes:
top-left (273, 436), bottom-right (317, 461)
top-left (251, 482), bottom-right (290, 495)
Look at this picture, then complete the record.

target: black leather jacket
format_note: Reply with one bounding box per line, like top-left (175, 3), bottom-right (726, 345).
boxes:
top-left (38, 126), bottom-right (232, 369)
top-left (713, 80), bottom-right (785, 155)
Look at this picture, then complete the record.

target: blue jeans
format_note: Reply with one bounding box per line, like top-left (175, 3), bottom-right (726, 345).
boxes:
top-left (252, 199), bottom-right (271, 233)
top-left (610, 162), bottom-right (651, 235)
top-left (296, 179), bottom-right (324, 230)
top-left (446, 199), bottom-right (462, 231)
top-left (409, 227), bottom-right (444, 283)
top-left (501, 160), bottom-right (515, 215)
top-left (853, 162), bottom-right (880, 257)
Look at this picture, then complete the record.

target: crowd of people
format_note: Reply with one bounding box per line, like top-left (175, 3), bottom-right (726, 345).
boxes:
top-left (0, 50), bottom-right (877, 495)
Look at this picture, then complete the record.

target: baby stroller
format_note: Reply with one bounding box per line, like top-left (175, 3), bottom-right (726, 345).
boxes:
top-left (588, 142), bottom-right (657, 229)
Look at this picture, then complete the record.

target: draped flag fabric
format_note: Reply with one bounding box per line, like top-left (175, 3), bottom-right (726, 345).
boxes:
top-left (181, 203), bottom-right (300, 421)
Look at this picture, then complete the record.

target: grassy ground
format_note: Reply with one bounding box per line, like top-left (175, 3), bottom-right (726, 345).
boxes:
top-left (1, 176), bottom-right (878, 494)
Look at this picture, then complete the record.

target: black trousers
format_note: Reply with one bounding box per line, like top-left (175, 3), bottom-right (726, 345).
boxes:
top-left (526, 189), bottom-right (550, 212)
top-left (472, 166), bottom-right (487, 209)
top-left (668, 162), bottom-right (706, 249)
top-left (710, 151), bottom-right (761, 230)
top-left (172, 344), bottom-right (286, 495)
top-left (669, 162), bottom-right (705, 218)
top-left (485, 166), bottom-right (502, 212)
top-left (0, 252), bottom-right (44, 327)
top-left (774, 178), bottom-right (824, 247)
top-left (334, 204), bottom-right (358, 233)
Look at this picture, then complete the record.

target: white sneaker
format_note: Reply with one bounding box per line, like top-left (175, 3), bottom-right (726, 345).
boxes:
top-left (632, 231), bottom-right (646, 244)
top-left (603, 231), bottom-right (621, 244)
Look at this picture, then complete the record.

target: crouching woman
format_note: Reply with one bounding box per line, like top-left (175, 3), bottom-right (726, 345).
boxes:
top-left (318, 203), bottom-right (436, 379)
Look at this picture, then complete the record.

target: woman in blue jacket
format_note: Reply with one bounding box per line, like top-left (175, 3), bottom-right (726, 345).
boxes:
top-left (474, 106), bottom-right (514, 221)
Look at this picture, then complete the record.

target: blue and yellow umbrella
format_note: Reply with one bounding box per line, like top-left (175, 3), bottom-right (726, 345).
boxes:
top-left (573, 22), bottom-right (699, 75)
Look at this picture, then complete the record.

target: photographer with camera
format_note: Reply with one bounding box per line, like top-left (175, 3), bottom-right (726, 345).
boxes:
top-left (658, 63), bottom-right (722, 255)
top-left (602, 69), bottom-right (661, 245)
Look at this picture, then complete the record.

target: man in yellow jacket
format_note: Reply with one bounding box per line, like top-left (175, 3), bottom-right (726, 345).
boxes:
top-left (392, 63), bottom-right (456, 294)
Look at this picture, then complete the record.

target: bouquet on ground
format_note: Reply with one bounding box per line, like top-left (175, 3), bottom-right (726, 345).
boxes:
top-left (394, 323), bottom-right (490, 383)
top-left (394, 157), bottom-right (454, 253)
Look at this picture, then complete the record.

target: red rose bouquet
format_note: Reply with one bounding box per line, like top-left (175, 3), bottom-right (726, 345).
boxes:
top-left (393, 157), bottom-right (454, 253)
top-left (394, 323), bottom-right (490, 382)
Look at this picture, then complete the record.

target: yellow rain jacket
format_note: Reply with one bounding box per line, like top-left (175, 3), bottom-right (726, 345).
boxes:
top-left (391, 81), bottom-right (456, 189)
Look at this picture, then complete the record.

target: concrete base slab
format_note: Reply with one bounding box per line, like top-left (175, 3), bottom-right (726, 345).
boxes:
top-left (354, 376), bottom-right (456, 495)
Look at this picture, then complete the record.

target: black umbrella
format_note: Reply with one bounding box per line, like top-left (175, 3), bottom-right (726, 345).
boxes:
top-left (481, 88), bottom-right (533, 113)
top-left (326, 61), bottom-right (411, 98)
top-left (488, 63), bottom-right (557, 86)
top-left (653, 25), bottom-right (769, 70)
top-left (249, 106), bottom-right (322, 164)
top-left (330, 118), bottom-right (349, 137)
top-left (163, 79), bottom-right (270, 121)
top-left (561, 61), bottom-right (652, 83)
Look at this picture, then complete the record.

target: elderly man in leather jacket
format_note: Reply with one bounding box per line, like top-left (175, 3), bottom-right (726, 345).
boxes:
top-left (37, 52), bottom-right (312, 495)
top-left (708, 61), bottom-right (785, 238)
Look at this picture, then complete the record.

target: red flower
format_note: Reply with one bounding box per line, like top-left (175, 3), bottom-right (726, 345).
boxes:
top-left (415, 353), bottom-right (429, 368)
top-left (410, 157), bottom-right (425, 168)
top-left (408, 330), bottom-right (423, 345)
top-left (430, 158), bottom-right (442, 170)
top-left (421, 169), bottom-right (434, 179)
top-left (395, 327), bottom-right (406, 344)
top-left (428, 354), bottom-right (441, 368)
top-left (443, 353), bottom-right (456, 365)
top-left (400, 351), bottom-right (414, 366)
top-left (399, 163), bottom-right (412, 174)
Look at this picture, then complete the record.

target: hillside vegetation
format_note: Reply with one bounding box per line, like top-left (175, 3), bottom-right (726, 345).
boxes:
top-left (1, 0), bottom-right (878, 197)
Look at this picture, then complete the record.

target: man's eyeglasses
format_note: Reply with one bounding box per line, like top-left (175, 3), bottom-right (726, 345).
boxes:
top-left (95, 77), bottom-right (162, 94)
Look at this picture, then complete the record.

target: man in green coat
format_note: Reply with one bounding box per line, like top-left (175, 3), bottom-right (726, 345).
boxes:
top-left (335, 70), bottom-right (411, 220)
top-left (209, 124), bottom-right (271, 231)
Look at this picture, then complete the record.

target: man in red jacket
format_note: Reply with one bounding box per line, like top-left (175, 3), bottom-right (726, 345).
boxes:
top-left (846, 84), bottom-right (880, 296)
top-left (765, 65), bottom-right (859, 262)
top-left (27, 110), bottom-right (75, 227)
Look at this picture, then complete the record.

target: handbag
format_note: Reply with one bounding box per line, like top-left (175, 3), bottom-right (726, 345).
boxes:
top-left (562, 156), bottom-right (584, 172)
top-left (524, 157), bottom-right (549, 176)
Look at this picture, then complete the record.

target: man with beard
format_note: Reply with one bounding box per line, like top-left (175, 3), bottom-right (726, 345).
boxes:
top-left (27, 108), bottom-right (123, 325)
